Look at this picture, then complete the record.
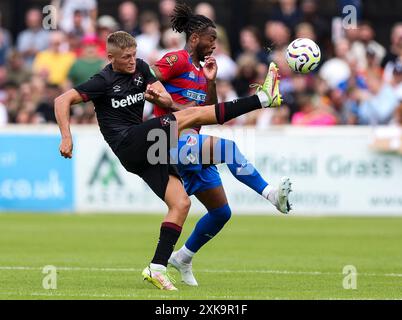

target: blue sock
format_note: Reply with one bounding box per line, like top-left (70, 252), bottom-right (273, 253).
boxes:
top-left (185, 204), bottom-right (232, 253)
top-left (216, 139), bottom-right (268, 195)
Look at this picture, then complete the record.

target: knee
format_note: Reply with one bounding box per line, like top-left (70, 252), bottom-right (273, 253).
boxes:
top-left (210, 204), bottom-right (232, 223)
top-left (172, 195), bottom-right (191, 214)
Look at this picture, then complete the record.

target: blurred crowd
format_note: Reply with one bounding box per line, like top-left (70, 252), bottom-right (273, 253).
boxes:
top-left (0, 0), bottom-right (402, 127)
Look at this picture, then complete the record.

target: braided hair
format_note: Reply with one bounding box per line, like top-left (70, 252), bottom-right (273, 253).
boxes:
top-left (171, 3), bottom-right (216, 40)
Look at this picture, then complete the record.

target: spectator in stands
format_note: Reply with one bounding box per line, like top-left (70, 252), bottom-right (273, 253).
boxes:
top-left (35, 83), bottom-right (61, 123)
top-left (2, 81), bottom-right (19, 121)
top-left (365, 45), bottom-right (384, 77)
top-left (0, 75), bottom-right (7, 125)
top-left (319, 38), bottom-right (354, 89)
top-left (157, 28), bottom-right (185, 59)
top-left (217, 79), bottom-right (238, 103)
top-left (96, 15), bottom-right (119, 57)
top-left (214, 37), bottom-right (237, 82)
top-left (349, 21), bottom-right (386, 73)
top-left (270, 0), bottom-right (302, 31)
top-left (394, 102), bottom-right (402, 125)
top-left (232, 53), bottom-right (259, 97)
top-left (238, 26), bottom-right (269, 66)
top-left (328, 87), bottom-right (357, 125)
top-left (32, 31), bottom-right (76, 87)
top-left (68, 34), bottom-right (104, 87)
top-left (29, 76), bottom-right (46, 109)
top-left (291, 93), bottom-right (338, 126)
top-left (249, 105), bottom-right (291, 128)
top-left (300, 0), bottom-right (329, 47)
top-left (5, 50), bottom-right (32, 86)
top-left (55, 0), bottom-right (97, 35)
top-left (73, 103), bottom-right (97, 124)
top-left (66, 10), bottom-right (87, 55)
top-left (265, 20), bottom-right (291, 51)
top-left (69, 9), bottom-right (86, 39)
top-left (15, 108), bottom-right (34, 124)
top-left (391, 60), bottom-right (402, 102)
top-left (194, 2), bottom-right (231, 55)
top-left (383, 23), bottom-right (402, 82)
top-left (356, 71), bottom-right (399, 125)
top-left (159, 0), bottom-right (177, 31)
top-left (0, 11), bottom-right (12, 67)
top-left (270, 107), bottom-right (291, 125)
top-left (0, 101), bottom-right (6, 125)
top-left (17, 8), bottom-right (50, 67)
top-left (392, 60), bottom-right (402, 126)
top-left (15, 101), bottom-right (44, 124)
top-left (135, 11), bottom-right (161, 63)
top-left (118, 1), bottom-right (141, 37)
top-left (295, 22), bottom-right (316, 42)
top-left (0, 65), bottom-right (6, 89)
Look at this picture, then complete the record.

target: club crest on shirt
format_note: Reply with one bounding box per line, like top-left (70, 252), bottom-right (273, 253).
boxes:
top-left (160, 116), bottom-right (171, 127)
top-left (186, 135), bottom-right (198, 146)
top-left (166, 54), bottom-right (178, 66)
top-left (133, 75), bottom-right (143, 87)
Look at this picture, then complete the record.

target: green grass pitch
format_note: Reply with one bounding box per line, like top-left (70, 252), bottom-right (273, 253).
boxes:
top-left (0, 213), bottom-right (401, 300)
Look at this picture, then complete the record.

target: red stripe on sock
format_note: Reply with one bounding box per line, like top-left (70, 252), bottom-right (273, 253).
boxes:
top-left (161, 222), bottom-right (182, 232)
top-left (219, 102), bottom-right (225, 124)
top-left (79, 92), bottom-right (89, 102)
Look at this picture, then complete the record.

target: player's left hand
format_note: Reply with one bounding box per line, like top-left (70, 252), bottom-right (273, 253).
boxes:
top-left (203, 56), bottom-right (217, 81)
top-left (144, 84), bottom-right (161, 102)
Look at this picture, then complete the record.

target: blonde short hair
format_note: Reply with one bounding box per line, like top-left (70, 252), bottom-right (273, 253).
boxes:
top-left (107, 31), bottom-right (137, 51)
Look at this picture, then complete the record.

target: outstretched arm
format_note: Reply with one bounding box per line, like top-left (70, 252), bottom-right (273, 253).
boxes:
top-left (144, 81), bottom-right (173, 109)
top-left (54, 89), bottom-right (83, 159)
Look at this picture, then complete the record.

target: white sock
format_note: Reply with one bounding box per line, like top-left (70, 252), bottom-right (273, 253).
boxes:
top-left (257, 91), bottom-right (270, 108)
top-left (176, 246), bottom-right (195, 264)
top-left (262, 184), bottom-right (277, 205)
top-left (150, 263), bottom-right (166, 272)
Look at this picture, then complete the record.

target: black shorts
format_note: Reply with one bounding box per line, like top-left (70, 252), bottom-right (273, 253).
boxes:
top-left (115, 114), bottom-right (181, 200)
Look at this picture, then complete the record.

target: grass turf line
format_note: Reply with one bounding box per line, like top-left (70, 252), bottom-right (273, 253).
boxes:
top-left (0, 213), bottom-right (401, 300)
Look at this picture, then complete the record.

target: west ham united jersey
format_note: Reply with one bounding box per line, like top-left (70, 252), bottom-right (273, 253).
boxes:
top-left (74, 59), bottom-right (157, 151)
top-left (153, 50), bottom-right (208, 117)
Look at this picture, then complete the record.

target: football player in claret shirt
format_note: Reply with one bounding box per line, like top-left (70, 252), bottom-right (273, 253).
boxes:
top-left (151, 3), bottom-right (292, 287)
top-left (54, 30), bottom-right (285, 291)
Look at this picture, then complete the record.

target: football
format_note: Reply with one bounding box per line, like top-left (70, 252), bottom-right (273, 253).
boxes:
top-left (285, 38), bottom-right (321, 74)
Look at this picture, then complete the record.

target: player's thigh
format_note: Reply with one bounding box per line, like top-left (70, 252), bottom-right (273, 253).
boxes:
top-left (174, 106), bottom-right (216, 130)
top-left (195, 185), bottom-right (228, 211)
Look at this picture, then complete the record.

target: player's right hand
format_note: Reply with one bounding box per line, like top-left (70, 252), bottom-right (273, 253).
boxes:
top-left (60, 137), bottom-right (73, 159)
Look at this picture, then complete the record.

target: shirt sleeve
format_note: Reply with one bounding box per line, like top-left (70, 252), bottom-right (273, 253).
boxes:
top-left (154, 52), bottom-right (188, 81)
top-left (138, 59), bottom-right (158, 85)
top-left (74, 74), bottom-right (107, 102)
